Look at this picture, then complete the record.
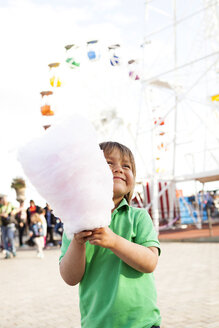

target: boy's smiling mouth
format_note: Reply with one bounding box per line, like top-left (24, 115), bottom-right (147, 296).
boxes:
top-left (113, 176), bottom-right (126, 182)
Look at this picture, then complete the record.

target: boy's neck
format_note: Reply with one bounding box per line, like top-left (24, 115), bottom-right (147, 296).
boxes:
top-left (112, 196), bottom-right (124, 212)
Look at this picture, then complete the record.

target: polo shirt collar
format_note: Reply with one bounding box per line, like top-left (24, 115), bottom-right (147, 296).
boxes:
top-left (112, 198), bottom-right (129, 216)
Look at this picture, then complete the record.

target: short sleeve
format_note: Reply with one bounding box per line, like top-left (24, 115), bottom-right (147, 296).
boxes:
top-left (133, 209), bottom-right (161, 255)
top-left (59, 232), bottom-right (71, 263)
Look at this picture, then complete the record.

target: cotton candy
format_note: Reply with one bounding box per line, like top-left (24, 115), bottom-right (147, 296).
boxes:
top-left (18, 115), bottom-right (114, 239)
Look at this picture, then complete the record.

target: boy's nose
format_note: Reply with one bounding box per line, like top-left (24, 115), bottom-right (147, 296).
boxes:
top-left (112, 164), bottom-right (123, 173)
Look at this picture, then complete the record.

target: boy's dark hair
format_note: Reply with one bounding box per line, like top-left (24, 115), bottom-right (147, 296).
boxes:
top-left (99, 141), bottom-right (136, 204)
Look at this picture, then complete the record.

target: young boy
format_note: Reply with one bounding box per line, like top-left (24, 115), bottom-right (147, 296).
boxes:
top-left (59, 141), bottom-right (161, 328)
top-left (29, 213), bottom-right (44, 258)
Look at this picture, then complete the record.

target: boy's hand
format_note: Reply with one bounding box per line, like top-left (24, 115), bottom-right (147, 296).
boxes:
top-left (88, 227), bottom-right (117, 249)
top-left (74, 230), bottom-right (93, 245)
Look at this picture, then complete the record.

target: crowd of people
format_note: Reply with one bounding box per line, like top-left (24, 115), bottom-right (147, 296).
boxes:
top-left (0, 195), bottom-right (63, 259)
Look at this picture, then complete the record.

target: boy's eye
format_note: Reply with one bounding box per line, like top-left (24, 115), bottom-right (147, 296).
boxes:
top-left (123, 164), bottom-right (131, 169)
top-left (107, 161), bottom-right (113, 166)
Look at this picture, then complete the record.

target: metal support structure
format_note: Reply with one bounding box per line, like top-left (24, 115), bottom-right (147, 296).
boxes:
top-left (143, 1), bottom-right (219, 40)
top-left (137, 1), bottom-right (219, 230)
top-left (169, 0), bottom-right (178, 222)
top-left (195, 180), bottom-right (202, 229)
top-left (151, 176), bottom-right (160, 233)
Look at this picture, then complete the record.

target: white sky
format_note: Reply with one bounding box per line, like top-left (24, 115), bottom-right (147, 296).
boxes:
top-left (1, 0), bottom-right (219, 206)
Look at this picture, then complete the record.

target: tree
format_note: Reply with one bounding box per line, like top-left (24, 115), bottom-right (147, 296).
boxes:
top-left (11, 177), bottom-right (26, 203)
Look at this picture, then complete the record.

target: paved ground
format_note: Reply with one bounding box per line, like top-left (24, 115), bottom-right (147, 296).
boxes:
top-left (1, 242), bottom-right (219, 328)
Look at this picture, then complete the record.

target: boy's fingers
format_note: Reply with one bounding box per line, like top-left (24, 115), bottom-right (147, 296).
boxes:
top-left (77, 231), bottom-right (92, 238)
top-left (87, 231), bottom-right (102, 239)
top-left (89, 239), bottom-right (101, 245)
top-left (92, 227), bottom-right (104, 233)
top-left (83, 231), bottom-right (93, 236)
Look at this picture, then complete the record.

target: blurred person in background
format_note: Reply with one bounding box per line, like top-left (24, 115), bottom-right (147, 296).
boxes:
top-left (0, 195), bottom-right (16, 258)
top-left (29, 213), bottom-right (44, 259)
top-left (15, 200), bottom-right (27, 247)
top-left (44, 203), bottom-right (56, 246)
top-left (54, 216), bottom-right (64, 246)
top-left (0, 196), bottom-right (3, 250)
top-left (26, 200), bottom-right (40, 227)
top-left (26, 200), bottom-right (41, 246)
top-left (38, 207), bottom-right (47, 247)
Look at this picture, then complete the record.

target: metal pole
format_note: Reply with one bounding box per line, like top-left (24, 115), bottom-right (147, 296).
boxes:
top-left (152, 175), bottom-right (160, 233)
top-left (170, 0), bottom-right (178, 222)
top-left (207, 207), bottom-right (213, 236)
top-left (172, 0), bottom-right (177, 177)
top-left (195, 180), bottom-right (202, 229)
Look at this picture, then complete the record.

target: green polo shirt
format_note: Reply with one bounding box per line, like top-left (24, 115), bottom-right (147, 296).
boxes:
top-left (60, 198), bottom-right (161, 328)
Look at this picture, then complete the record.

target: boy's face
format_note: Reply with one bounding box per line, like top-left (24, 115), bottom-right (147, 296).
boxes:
top-left (105, 148), bottom-right (134, 204)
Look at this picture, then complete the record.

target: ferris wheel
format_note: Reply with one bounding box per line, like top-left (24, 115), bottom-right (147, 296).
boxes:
top-left (39, 38), bottom-right (143, 143)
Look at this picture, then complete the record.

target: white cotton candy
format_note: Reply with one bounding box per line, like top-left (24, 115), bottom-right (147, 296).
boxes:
top-left (18, 115), bottom-right (114, 239)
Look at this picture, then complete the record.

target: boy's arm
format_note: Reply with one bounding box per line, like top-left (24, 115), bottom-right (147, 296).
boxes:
top-left (88, 227), bottom-right (158, 273)
top-left (59, 231), bottom-right (92, 286)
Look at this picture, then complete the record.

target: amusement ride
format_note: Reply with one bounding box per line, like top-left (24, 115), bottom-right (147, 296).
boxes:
top-left (38, 0), bottom-right (219, 232)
